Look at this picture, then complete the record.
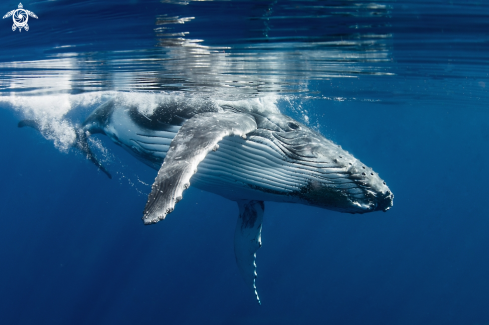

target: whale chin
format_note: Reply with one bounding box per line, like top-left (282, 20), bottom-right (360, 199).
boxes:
top-left (296, 177), bottom-right (394, 214)
top-left (375, 190), bottom-right (394, 212)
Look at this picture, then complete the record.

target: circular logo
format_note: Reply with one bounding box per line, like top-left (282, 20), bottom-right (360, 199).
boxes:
top-left (13, 9), bottom-right (28, 28)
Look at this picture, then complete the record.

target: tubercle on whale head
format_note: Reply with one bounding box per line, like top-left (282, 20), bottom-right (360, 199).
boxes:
top-left (296, 156), bottom-right (394, 214)
top-left (268, 125), bottom-right (393, 214)
top-left (345, 159), bottom-right (393, 213)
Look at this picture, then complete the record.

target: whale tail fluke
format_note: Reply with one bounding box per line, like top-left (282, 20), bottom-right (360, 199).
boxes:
top-left (18, 119), bottom-right (41, 132)
top-left (18, 119), bottom-right (112, 179)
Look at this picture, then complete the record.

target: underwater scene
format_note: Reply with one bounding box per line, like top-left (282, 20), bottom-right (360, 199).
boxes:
top-left (0, 0), bottom-right (488, 324)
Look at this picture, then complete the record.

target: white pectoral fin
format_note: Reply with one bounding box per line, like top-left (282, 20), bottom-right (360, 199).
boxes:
top-left (234, 200), bottom-right (264, 305)
top-left (26, 10), bottom-right (38, 19)
top-left (142, 112), bottom-right (257, 224)
top-left (3, 10), bottom-right (14, 19)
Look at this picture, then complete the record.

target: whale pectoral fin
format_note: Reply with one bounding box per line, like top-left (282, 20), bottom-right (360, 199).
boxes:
top-left (74, 129), bottom-right (112, 179)
top-left (18, 119), bottom-right (112, 179)
top-left (234, 200), bottom-right (264, 305)
top-left (26, 10), bottom-right (38, 19)
top-left (3, 10), bottom-right (15, 19)
top-left (143, 112), bottom-right (257, 224)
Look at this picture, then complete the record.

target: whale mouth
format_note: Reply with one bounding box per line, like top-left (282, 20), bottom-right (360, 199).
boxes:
top-left (346, 184), bottom-right (394, 214)
top-left (291, 164), bottom-right (394, 214)
top-left (263, 129), bottom-right (395, 214)
top-left (375, 190), bottom-right (394, 212)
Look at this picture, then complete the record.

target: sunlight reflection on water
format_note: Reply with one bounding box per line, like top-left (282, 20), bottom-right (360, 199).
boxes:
top-left (0, 0), bottom-right (393, 98)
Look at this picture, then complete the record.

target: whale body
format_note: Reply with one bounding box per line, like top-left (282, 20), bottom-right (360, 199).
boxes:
top-left (20, 97), bottom-right (393, 304)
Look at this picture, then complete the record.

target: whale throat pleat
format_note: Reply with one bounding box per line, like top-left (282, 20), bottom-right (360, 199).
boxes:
top-left (191, 135), bottom-right (357, 201)
top-left (129, 124), bottom-right (362, 205)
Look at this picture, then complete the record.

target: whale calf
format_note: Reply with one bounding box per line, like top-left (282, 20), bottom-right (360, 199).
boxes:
top-left (20, 97), bottom-right (393, 304)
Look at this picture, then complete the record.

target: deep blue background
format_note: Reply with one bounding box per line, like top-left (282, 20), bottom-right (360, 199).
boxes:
top-left (1, 1), bottom-right (489, 324)
top-left (1, 91), bottom-right (488, 324)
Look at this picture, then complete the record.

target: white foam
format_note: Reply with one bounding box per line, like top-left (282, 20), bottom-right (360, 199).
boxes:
top-left (0, 94), bottom-right (75, 151)
top-left (0, 92), bottom-right (117, 151)
top-left (216, 95), bottom-right (281, 115)
top-left (0, 91), bottom-right (287, 152)
top-left (107, 91), bottom-right (282, 119)
top-left (109, 91), bottom-right (219, 117)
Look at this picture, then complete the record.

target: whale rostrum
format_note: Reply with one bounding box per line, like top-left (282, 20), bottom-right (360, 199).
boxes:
top-left (19, 97), bottom-right (393, 304)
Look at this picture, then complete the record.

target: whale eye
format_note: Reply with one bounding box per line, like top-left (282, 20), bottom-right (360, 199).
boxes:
top-left (287, 122), bottom-right (300, 130)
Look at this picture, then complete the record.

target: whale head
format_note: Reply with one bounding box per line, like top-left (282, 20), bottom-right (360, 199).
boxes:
top-left (252, 112), bottom-right (393, 214)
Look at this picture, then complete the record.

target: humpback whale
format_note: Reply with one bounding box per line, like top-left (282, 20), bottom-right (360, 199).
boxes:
top-left (19, 97), bottom-right (393, 304)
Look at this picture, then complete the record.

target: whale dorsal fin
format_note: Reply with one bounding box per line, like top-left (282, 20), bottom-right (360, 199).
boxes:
top-left (234, 200), bottom-right (264, 305)
top-left (143, 112), bottom-right (257, 224)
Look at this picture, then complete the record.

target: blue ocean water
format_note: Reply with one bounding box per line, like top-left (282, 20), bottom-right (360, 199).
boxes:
top-left (1, 1), bottom-right (488, 324)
